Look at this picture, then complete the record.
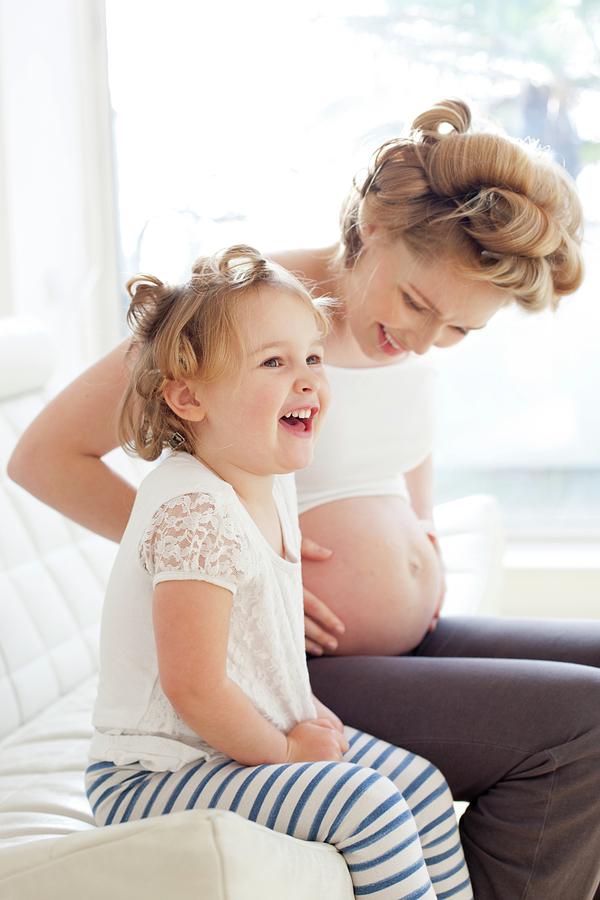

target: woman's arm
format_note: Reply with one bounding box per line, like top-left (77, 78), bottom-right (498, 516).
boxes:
top-left (404, 453), bottom-right (446, 629)
top-left (404, 454), bottom-right (434, 522)
top-left (7, 340), bottom-right (135, 542)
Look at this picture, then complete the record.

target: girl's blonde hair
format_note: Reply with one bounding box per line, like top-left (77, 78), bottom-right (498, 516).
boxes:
top-left (118, 244), bottom-right (329, 461)
top-left (339, 99), bottom-right (584, 311)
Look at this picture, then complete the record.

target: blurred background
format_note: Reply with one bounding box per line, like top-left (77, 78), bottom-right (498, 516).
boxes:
top-left (1, 0), bottom-right (599, 547)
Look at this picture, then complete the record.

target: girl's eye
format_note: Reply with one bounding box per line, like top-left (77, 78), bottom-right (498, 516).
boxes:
top-left (307, 354), bottom-right (322, 365)
top-left (262, 357), bottom-right (282, 368)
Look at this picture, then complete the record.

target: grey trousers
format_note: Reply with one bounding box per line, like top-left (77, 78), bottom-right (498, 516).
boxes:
top-left (307, 617), bottom-right (600, 900)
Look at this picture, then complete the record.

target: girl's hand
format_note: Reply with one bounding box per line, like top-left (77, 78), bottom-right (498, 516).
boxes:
top-left (312, 695), bottom-right (344, 734)
top-left (286, 719), bottom-right (349, 763)
top-left (304, 586), bottom-right (346, 655)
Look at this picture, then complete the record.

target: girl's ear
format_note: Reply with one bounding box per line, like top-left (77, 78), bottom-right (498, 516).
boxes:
top-left (162, 380), bottom-right (205, 423)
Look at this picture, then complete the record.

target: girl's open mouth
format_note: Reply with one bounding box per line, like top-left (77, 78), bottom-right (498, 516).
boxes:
top-left (279, 406), bottom-right (318, 437)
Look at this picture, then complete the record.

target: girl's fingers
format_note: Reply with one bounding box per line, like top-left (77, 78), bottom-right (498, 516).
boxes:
top-left (303, 589), bottom-right (345, 635)
top-left (313, 718), bottom-right (335, 729)
top-left (300, 535), bottom-right (333, 561)
top-left (329, 715), bottom-right (344, 734)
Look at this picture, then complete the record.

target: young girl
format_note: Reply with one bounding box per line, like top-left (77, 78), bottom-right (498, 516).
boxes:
top-left (85, 245), bottom-right (472, 900)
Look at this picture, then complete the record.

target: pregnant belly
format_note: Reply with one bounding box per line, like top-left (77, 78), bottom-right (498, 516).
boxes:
top-left (299, 496), bottom-right (441, 656)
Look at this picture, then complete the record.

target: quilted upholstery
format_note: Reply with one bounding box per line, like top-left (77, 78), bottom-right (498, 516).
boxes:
top-left (0, 317), bottom-right (503, 898)
top-left (0, 394), bottom-right (147, 741)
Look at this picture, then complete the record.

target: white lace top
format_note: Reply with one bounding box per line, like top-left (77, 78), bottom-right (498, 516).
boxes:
top-left (90, 452), bottom-right (316, 771)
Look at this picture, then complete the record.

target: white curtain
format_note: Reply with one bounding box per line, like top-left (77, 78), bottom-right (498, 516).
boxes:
top-left (0, 0), bottom-right (120, 369)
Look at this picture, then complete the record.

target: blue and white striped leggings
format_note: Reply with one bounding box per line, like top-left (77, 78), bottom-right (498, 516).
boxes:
top-left (86, 727), bottom-right (472, 899)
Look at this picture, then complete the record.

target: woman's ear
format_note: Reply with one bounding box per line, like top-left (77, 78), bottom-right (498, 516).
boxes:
top-left (358, 221), bottom-right (380, 247)
top-left (162, 380), bottom-right (205, 423)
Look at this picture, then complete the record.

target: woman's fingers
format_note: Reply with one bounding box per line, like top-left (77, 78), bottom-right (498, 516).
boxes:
top-left (305, 614), bottom-right (338, 653)
top-left (428, 615), bottom-right (439, 634)
top-left (304, 588), bottom-right (345, 636)
top-left (300, 535), bottom-right (333, 561)
top-left (305, 636), bottom-right (324, 656)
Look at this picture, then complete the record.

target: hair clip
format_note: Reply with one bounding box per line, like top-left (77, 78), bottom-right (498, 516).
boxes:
top-left (169, 431), bottom-right (186, 449)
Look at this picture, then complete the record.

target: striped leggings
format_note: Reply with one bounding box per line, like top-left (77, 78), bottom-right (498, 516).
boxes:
top-left (85, 727), bottom-right (471, 899)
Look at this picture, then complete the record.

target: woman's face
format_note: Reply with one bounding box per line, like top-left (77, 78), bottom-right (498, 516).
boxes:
top-left (341, 232), bottom-right (510, 363)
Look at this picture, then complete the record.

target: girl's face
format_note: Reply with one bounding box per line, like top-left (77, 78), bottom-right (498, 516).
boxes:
top-left (342, 233), bottom-right (509, 363)
top-left (194, 286), bottom-right (330, 478)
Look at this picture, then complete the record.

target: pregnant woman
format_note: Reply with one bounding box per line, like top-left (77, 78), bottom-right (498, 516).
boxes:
top-left (9, 100), bottom-right (600, 898)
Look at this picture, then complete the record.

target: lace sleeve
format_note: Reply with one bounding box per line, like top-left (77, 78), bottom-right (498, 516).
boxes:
top-left (139, 492), bottom-right (248, 594)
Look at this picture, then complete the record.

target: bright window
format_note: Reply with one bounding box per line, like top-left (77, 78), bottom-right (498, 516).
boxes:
top-left (105, 0), bottom-right (600, 535)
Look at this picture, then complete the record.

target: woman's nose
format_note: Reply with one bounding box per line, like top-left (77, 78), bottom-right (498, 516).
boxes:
top-left (410, 319), bottom-right (441, 354)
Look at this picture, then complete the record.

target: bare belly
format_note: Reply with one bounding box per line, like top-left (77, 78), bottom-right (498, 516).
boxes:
top-left (300, 496), bottom-right (441, 656)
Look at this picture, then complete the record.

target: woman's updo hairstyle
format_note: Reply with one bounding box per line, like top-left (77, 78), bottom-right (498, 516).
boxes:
top-left (339, 99), bottom-right (584, 311)
top-left (118, 244), bottom-right (329, 461)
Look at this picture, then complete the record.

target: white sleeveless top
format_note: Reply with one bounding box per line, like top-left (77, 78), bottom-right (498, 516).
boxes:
top-left (296, 355), bottom-right (437, 514)
top-left (91, 452), bottom-right (316, 771)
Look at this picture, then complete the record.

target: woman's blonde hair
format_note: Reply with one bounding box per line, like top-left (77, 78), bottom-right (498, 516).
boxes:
top-left (339, 99), bottom-right (584, 311)
top-left (118, 244), bottom-right (329, 461)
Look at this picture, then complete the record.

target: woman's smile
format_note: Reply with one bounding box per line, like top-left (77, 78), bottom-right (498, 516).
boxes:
top-left (377, 322), bottom-right (410, 357)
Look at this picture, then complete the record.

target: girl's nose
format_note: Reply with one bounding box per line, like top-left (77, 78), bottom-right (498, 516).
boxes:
top-left (294, 369), bottom-right (320, 393)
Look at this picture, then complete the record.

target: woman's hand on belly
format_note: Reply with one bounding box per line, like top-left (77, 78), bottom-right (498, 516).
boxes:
top-left (300, 497), bottom-right (442, 657)
top-left (303, 585), bottom-right (347, 655)
top-left (425, 532), bottom-right (446, 633)
top-left (301, 534), bottom-right (346, 655)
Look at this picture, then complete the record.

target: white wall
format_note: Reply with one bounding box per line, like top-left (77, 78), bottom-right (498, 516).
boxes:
top-left (499, 544), bottom-right (600, 619)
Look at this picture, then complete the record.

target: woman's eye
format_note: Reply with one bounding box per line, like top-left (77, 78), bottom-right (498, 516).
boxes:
top-left (307, 354), bottom-right (322, 365)
top-left (403, 293), bottom-right (424, 313)
top-left (262, 357), bottom-right (282, 368)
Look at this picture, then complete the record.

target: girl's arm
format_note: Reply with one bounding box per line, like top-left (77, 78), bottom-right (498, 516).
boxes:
top-left (7, 340), bottom-right (135, 542)
top-left (155, 578), bottom-right (289, 766)
top-left (155, 579), bottom-right (348, 766)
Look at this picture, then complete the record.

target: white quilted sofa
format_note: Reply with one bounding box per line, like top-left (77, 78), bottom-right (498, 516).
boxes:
top-left (0, 318), bottom-right (504, 900)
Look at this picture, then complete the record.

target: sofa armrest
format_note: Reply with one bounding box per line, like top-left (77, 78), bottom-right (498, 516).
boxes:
top-left (435, 493), bottom-right (505, 616)
top-left (0, 808), bottom-right (353, 900)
